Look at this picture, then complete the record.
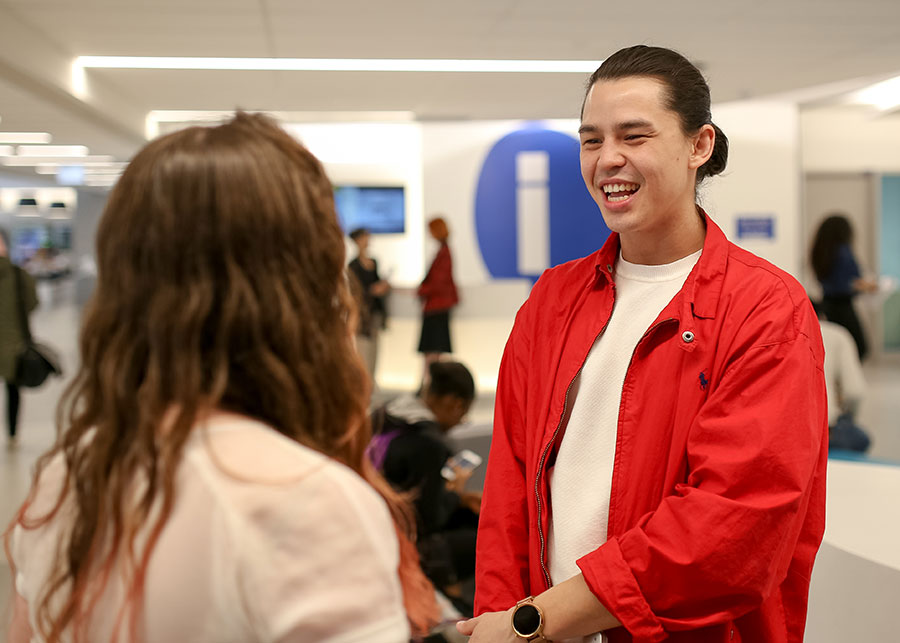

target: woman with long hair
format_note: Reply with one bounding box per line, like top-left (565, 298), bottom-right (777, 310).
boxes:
top-left (5, 113), bottom-right (436, 642)
top-left (811, 213), bottom-right (877, 360)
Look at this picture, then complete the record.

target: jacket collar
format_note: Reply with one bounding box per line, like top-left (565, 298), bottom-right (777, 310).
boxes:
top-left (592, 208), bottom-right (728, 320)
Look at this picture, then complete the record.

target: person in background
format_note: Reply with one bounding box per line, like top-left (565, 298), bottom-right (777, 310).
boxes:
top-left (812, 300), bottom-right (870, 452)
top-left (370, 360), bottom-right (479, 615)
top-left (348, 227), bottom-right (391, 383)
top-left (5, 113), bottom-right (435, 643)
top-left (0, 228), bottom-right (38, 448)
top-left (462, 45), bottom-right (827, 643)
top-left (811, 213), bottom-right (878, 360)
top-left (417, 217), bottom-right (459, 385)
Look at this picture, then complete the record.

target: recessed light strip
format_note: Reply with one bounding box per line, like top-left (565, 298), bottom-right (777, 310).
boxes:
top-left (2, 155), bottom-right (113, 166)
top-left (0, 132), bottom-right (52, 144)
top-left (77, 56), bottom-right (599, 73)
top-left (855, 75), bottom-right (900, 111)
top-left (17, 145), bottom-right (89, 157)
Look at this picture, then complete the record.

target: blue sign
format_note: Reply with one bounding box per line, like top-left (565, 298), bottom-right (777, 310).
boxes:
top-left (736, 216), bottom-right (776, 240)
top-left (474, 127), bottom-right (610, 281)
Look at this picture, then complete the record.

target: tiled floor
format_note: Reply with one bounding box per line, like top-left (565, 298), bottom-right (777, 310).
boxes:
top-left (0, 293), bottom-right (898, 639)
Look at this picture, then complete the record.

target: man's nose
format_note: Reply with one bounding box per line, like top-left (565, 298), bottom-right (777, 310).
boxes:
top-left (597, 143), bottom-right (626, 172)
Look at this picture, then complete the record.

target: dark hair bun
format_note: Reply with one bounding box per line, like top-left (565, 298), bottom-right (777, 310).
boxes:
top-left (698, 123), bottom-right (729, 181)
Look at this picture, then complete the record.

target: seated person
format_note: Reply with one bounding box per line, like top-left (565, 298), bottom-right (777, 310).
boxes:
top-left (814, 300), bottom-right (870, 452)
top-left (369, 361), bottom-right (480, 612)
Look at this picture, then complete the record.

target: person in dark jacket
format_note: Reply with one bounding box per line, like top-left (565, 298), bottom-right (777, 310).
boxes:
top-left (810, 213), bottom-right (877, 360)
top-left (369, 360), bottom-right (478, 612)
top-left (347, 227), bottom-right (390, 382)
top-left (0, 228), bottom-right (38, 447)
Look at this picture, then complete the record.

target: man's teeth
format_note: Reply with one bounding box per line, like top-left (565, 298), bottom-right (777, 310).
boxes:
top-left (602, 182), bottom-right (639, 194)
top-left (602, 182), bottom-right (639, 203)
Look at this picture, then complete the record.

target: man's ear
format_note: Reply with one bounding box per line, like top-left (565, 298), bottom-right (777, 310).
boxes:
top-left (688, 124), bottom-right (715, 170)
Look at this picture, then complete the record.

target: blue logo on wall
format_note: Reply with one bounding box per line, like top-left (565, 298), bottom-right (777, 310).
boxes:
top-left (474, 127), bottom-right (610, 281)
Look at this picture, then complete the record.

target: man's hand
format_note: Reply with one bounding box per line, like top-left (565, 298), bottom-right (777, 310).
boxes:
top-left (457, 575), bottom-right (620, 641)
top-left (456, 609), bottom-right (521, 642)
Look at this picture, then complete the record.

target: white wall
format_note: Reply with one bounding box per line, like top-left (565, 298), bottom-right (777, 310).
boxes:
top-left (284, 122), bottom-right (425, 288)
top-left (705, 100), bottom-right (802, 277)
top-left (420, 119), bottom-right (580, 319)
top-left (421, 119), bottom-right (581, 286)
top-left (421, 121), bottom-right (508, 286)
top-left (801, 106), bottom-right (900, 173)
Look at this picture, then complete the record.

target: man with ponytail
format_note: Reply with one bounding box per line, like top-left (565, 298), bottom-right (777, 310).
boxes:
top-left (5, 113), bottom-right (435, 642)
top-left (462, 46), bottom-right (827, 642)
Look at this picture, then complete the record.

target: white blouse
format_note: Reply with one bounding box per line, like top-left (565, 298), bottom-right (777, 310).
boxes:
top-left (10, 416), bottom-right (410, 643)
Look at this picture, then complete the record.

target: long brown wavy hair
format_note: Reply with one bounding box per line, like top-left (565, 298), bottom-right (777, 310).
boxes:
top-left (6, 112), bottom-right (435, 641)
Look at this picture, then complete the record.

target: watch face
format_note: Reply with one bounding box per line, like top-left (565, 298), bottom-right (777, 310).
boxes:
top-left (513, 603), bottom-right (541, 636)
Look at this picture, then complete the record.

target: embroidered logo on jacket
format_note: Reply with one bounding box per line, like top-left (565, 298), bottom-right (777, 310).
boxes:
top-left (699, 371), bottom-right (709, 391)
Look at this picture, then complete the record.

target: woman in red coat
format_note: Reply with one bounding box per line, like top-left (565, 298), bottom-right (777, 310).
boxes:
top-left (417, 217), bottom-right (459, 377)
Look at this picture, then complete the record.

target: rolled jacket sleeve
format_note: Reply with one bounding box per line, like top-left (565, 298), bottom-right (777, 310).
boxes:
top-left (475, 301), bottom-right (533, 614)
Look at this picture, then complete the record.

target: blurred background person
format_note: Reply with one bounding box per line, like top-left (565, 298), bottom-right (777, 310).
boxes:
top-left (369, 360), bottom-right (479, 617)
top-left (348, 227), bottom-right (391, 385)
top-left (417, 217), bottom-right (459, 386)
top-left (0, 228), bottom-right (38, 448)
top-left (811, 213), bottom-right (878, 360)
top-left (5, 113), bottom-right (436, 643)
top-left (813, 300), bottom-right (871, 452)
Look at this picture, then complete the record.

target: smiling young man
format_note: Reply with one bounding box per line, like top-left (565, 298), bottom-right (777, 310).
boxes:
top-left (459, 46), bottom-right (828, 643)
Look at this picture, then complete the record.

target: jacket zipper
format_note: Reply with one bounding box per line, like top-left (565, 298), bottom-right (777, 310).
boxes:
top-left (534, 316), bottom-right (676, 589)
top-left (605, 318), bottom-right (675, 535)
top-left (535, 317), bottom-right (610, 589)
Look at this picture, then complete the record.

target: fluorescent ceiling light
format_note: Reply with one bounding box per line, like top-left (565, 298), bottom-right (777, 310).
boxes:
top-left (82, 168), bottom-right (124, 176)
top-left (77, 56), bottom-right (599, 73)
top-left (2, 155), bottom-right (113, 166)
top-left (147, 109), bottom-right (416, 122)
top-left (0, 132), bottom-right (52, 144)
top-left (79, 171), bottom-right (123, 178)
top-left (16, 145), bottom-right (89, 157)
top-left (34, 161), bottom-right (127, 172)
top-left (854, 75), bottom-right (900, 111)
top-left (145, 109), bottom-right (417, 139)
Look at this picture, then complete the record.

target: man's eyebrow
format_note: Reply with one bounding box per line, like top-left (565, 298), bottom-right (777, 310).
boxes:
top-left (617, 119), bottom-right (653, 130)
top-left (578, 119), bottom-right (654, 135)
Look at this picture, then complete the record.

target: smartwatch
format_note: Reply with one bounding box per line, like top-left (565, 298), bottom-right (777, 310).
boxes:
top-left (510, 596), bottom-right (547, 641)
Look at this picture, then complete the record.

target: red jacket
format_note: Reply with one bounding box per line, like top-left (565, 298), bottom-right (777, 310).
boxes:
top-left (475, 215), bottom-right (828, 642)
top-left (418, 243), bottom-right (459, 313)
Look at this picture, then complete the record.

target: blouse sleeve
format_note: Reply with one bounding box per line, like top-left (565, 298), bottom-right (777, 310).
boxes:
top-left (238, 462), bottom-right (410, 643)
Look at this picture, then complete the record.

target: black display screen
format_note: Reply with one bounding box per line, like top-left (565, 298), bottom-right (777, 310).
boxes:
top-left (334, 185), bottom-right (405, 234)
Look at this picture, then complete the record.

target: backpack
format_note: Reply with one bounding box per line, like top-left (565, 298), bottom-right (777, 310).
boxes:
top-left (366, 405), bottom-right (420, 471)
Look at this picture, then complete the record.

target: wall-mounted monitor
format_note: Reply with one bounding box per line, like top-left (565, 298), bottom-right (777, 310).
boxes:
top-left (334, 185), bottom-right (405, 234)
